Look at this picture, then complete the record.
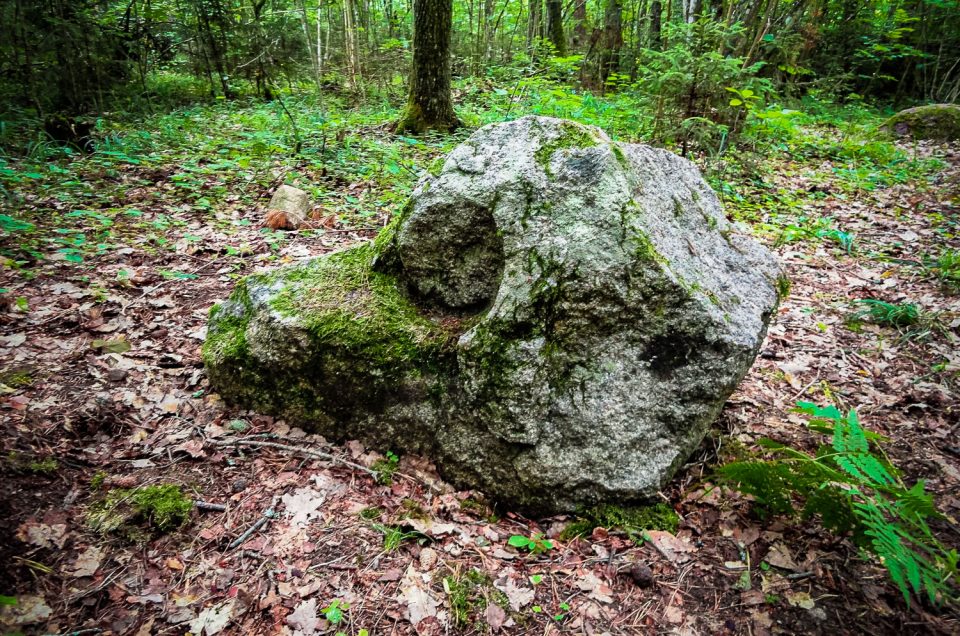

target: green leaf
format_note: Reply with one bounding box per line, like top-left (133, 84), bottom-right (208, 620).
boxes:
top-left (729, 99), bottom-right (743, 106)
top-left (508, 535), bottom-right (533, 548)
top-left (91, 338), bottom-right (132, 354)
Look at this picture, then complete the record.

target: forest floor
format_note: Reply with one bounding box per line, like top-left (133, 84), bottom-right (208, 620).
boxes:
top-left (1, 103), bottom-right (959, 635)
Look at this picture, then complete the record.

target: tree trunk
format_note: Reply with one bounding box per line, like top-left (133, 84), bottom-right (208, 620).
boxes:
top-left (527, 0), bottom-right (541, 50)
top-left (649, 0), bottom-right (661, 50)
top-left (395, 0), bottom-right (460, 133)
top-left (546, 0), bottom-right (565, 55)
top-left (482, 0), bottom-right (494, 61)
top-left (571, 0), bottom-right (587, 49)
top-left (599, 0), bottom-right (622, 86)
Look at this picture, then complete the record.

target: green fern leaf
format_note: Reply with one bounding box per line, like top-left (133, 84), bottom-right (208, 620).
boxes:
top-left (845, 410), bottom-right (869, 453)
top-left (851, 453), bottom-right (894, 486)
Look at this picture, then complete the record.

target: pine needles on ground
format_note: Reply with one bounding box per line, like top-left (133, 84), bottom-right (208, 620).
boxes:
top-left (718, 401), bottom-right (959, 607)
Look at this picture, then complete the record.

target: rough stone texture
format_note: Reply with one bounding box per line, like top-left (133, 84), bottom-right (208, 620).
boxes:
top-left (204, 116), bottom-right (782, 513)
top-left (266, 185), bottom-right (310, 228)
top-left (883, 104), bottom-right (960, 141)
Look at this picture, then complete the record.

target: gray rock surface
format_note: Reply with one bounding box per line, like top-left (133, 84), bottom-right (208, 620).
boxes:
top-left (266, 184), bottom-right (310, 228)
top-left (204, 116), bottom-right (782, 513)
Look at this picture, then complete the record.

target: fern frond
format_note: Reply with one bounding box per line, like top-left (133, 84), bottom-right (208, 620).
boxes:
top-left (715, 461), bottom-right (796, 516)
top-left (720, 401), bottom-right (960, 608)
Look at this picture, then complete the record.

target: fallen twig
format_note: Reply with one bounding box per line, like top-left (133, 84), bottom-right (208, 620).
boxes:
top-left (194, 500), bottom-right (227, 512)
top-left (228, 496), bottom-right (279, 550)
top-left (213, 438), bottom-right (375, 475)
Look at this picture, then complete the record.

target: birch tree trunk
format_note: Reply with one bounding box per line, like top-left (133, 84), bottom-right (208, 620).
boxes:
top-left (343, 0), bottom-right (361, 88)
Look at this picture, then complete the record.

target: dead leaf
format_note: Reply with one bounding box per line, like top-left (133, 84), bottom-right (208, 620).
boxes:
top-left (189, 598), bottom-right (238, 635)
top-left (16, 520), bottom-right (68, 549)
top-left (484, 603), bottom-right (507, 631)
top-left (286, 598), bottom-right (319, 636)
top-left (68, 545), bottom-right (104, 577)
top-left (785, 591), bottom-right (815, 609)
top-left (158, 393), bottom-right (181, 414)
top-left (494, 572), bottom-right (535, 611)
top-left (91, 338), bottom-right (132, 354)
top-left (0, 333), bottom-right (26, 347)
top-left (644, 530), bottom-right (697, 563)
top-left (0, 595), bottom-right (53, 625)
top-left (399, 564), bottom-right (440, 626)
top-left (663, 605), bottom-right (685, 624)
top-left (575, 571), bottom-right (614, 604)
top-left (765, 542), bottom-right (800, 571)
top-left (281, 487), bottom-right (326, 527)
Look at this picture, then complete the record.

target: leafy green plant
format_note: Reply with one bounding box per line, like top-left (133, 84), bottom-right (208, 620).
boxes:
top-left (372, 450), bottom-right (400, 485)
top-left (927, 249), bottom-right (960, 293)
top-left (322, 599), bottom-right (348, 624)
top-left (371, 523), bottom-right (426, 552)
top-left (507, 533), bottom-right (554, 554)
top-left (853, 299), bottom-right (920, 328)
top-left (718, 402), bottom-right (958, 606)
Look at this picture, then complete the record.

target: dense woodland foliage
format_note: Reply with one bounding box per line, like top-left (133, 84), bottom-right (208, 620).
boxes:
top-left (2, 0), bottom-right (960, 124)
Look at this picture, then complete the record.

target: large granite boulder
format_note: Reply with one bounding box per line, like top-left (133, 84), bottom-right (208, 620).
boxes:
top-left (204, 116), bottom-right (783, 513)
top-left (883, 104), bottom-right (960, 141)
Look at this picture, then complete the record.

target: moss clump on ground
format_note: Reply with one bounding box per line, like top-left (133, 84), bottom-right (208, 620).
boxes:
top-left (87, 484), bottom-right (192, 538)
top-left (534, 121), bottom-right (601, 174)
top-left (559, 502), bottom-right (680, 540)
top-left (3, 452), bottom-right (58, 474)
top-left (442, 569), bottom-right (510, 627)
top-left (0, 368), bottom-right (34, 389)
top-left (776, 274), bottom-right (792, 302)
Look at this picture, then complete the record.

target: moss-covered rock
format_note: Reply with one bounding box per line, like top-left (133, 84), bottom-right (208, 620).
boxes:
top-left (883, 103), bottom-right (960, 141)
top-left (203, 244), bottom-right (458, 449)
top-left (205, 116), bottom-right (780, 514)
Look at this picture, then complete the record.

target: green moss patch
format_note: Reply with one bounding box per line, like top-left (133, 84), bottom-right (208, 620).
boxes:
top-left (3, 452), bottom-right (58, 474)
top-left (534, 121), bottom-right (601, 174)
top-left (87, 484), bottom-right (192, 538)
top-left (203, 242), bottom-right (461, 435)
top-left (442, 569), bottom-right (510, 628)
top-left (559, 502), bottom-right (680, 540)
top-left (268, 244), bottom-right (453, 369)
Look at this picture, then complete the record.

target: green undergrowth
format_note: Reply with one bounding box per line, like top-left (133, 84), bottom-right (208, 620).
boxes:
top-left (87, 484), bottom-right (193, 539)
top-left (560, 502), bottom-right (680, 541)
top-left (442, 568), bottom-right (510, 628)
top-left (718, 402), bottom-right (959, 608)
top-left (2, 452), bottom-right (58, 475)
